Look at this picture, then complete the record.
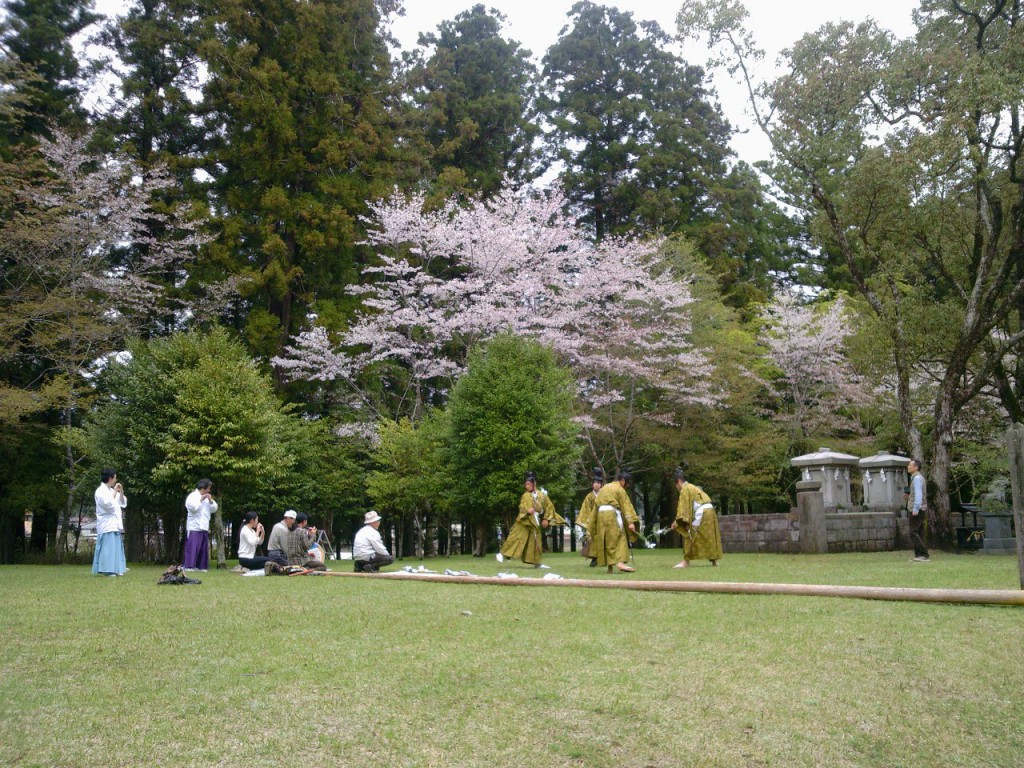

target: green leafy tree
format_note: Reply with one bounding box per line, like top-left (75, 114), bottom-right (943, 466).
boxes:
top-left (404, 4), bottom-right (540, 203)
top-left (196, 0), bottom-right (399, 360)
top-left (541, 1), bottom-right (731, 241)
top-left (445, 334), bottom-right (579, 556)
top-left (679, 0), bottom-right (1024, 534)
top-left (88, 0), bottom-right (223, 336)
top-left (366, 412), bottom-right (448, 558)
top-left (87, 327), bottom-right (312, 564)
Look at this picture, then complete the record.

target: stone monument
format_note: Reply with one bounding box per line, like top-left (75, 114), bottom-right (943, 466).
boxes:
top-left (858, 451), bottom-right (911, 513)
top-left (791, 447), bottom-right (860, 512)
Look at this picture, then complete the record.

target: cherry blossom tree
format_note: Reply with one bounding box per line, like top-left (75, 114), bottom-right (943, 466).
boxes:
top-left (761, 291), bottom-right (871, 443)
top-left (0, 130), bottom-right (206, 558)
top-left (276, 185), bottom-right (715, 465)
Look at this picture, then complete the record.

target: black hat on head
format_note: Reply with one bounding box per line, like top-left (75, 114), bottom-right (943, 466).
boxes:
top-left (592, 466), bottom-right (604, 482)
top-left (524, 471), bottom-right (537, 483)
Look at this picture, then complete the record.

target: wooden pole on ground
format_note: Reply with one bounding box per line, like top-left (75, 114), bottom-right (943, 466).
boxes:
top-left (1005, 423), bottom-right (1024, 590)
top-left (315, 571), bottom-right (1024, 606)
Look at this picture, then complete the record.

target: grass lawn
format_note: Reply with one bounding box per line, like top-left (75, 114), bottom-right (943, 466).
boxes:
top-left (1, 550), bottom-right (1022, 768)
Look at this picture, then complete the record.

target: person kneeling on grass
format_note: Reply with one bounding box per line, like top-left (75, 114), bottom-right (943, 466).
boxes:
top-left (237, 511), bottom-right (271, 572)
top-left (353, 511), bottom-right (395, 573)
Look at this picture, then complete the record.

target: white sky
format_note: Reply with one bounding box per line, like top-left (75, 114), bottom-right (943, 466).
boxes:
top-left (390, 0), bottom-right (920, 163)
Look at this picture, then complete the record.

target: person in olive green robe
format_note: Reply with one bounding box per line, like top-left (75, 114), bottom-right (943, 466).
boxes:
top-left (670, 466), bottom-right (722, 567)
top-left (497, 472), bottom-right (564, 566)
top-left (590, 470), bottom-right (639, 573)
top-left (575, 467), bottom-right (604, 566)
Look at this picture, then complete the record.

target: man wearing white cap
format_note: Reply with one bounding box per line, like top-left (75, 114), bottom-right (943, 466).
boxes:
top-left (266, 509), bottom-right (296, 566)
top-left (353, 511), bottom-right (394, 573)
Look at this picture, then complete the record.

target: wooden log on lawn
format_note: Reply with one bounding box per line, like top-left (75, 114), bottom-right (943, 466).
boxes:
top-left (317, 571), bottom-right (1024, 606)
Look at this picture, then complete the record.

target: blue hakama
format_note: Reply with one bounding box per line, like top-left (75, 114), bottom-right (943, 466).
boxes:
top-left (92, 531), bottom-right (126, 575)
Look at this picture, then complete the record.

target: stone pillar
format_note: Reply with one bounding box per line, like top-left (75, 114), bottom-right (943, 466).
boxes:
top-left (797, 480), bottom-right (827, 554)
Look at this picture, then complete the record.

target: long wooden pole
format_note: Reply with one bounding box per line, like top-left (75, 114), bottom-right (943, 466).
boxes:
top-left (315, 571), bottom-right (1024, 606)
top-left (1006, 423), bottom-right (1024, 590)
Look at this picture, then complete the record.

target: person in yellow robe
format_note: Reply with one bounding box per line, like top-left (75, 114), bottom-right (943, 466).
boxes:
top-left (575, 467), bottom-right (604, 566)
top-left (590, 470), bottom-right (639, 573)
top-left (497, 471), bottom-right (565, 566)
top-left (670, 465), bottom-right (722, 568)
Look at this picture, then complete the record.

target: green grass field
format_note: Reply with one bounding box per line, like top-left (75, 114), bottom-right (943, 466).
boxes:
top-left (2, 550), bottom-right (1022, 767)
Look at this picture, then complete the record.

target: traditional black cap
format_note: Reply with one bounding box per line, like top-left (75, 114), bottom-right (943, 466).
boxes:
top-left (524, 471), bottom-right (537, 483)
top-left (592, 466), bottom-right (604, 482)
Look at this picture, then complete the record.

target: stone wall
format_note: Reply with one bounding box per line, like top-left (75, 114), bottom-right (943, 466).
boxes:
top-left (719, 510), bottom-right (906, 554)
top-left (719, 513), bottom-right (800, 554)
top-left (824, 512), bottom-right (901, 552)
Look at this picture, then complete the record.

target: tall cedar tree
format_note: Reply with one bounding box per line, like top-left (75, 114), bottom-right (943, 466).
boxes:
top-left (0, 0), bottom-right (98, 149)
top-left (405, 4), bottom-right (540, 203)
top-left (94, 0), bottom-right (205, 178)
top-left (93, 0), bottom-right (210, 333)
top-left (197, 0), bottom-right (398, 361)
top-left (541, 1), bottom-right (731, 241)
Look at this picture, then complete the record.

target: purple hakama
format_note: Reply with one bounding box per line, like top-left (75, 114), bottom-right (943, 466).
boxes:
top-left (182, 530), bottom-right (210, 570)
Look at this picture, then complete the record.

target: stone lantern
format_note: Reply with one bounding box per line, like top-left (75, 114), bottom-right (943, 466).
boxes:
top-left (791, 447), bottom-right (860, 511)
top-left (858, 451), bottom-right (911, 513)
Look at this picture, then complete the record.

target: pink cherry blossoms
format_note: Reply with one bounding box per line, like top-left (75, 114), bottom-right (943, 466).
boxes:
top-left (761, 291), bottom-right (871, 439)
top-left (275, 185), bottom-right (715, 427)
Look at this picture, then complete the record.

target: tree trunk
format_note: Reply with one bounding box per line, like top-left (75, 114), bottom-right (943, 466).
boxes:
top-left (212, 498), bottom-right (226, 569)
top-left (472, 520), bottom-right (488, 557)
top-left (0, 509), bottom-right (26, 564)
top-left (929, 386), bottom-right (957, 546)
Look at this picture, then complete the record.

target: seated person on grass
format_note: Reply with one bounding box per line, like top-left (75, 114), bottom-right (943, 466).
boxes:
top-left (237, 511), bottom-right (271, 572)
top-left (286, 512), bottom-right (325, 570)
top-left (266, 509), bottom-right (295, 566)
top-left (352, 511), bottom-right (394, 573)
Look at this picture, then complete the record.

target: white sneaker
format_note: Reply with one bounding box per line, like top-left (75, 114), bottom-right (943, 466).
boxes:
top-left (495, 553), bottom-right (504, 563)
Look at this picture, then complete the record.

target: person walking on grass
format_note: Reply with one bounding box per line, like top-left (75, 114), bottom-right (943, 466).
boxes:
top-left (589, 469), bottom-right (638, 573)
top-left (183, 478), bottom-right (216, 571)
top-left (907, 459), bottom-right (930, 562)
top-left (92, 468), bottom-right (127, 577)
top-left (671, 465), bottom-right (722, 569)
top-left (497, 471), bottom-right (565, 567)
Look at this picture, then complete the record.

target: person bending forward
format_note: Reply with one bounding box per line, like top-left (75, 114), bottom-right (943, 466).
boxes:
top-left (589, 470), bottom-right (638, 573)
top-left (671, 466), bottom-right (722, 568)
